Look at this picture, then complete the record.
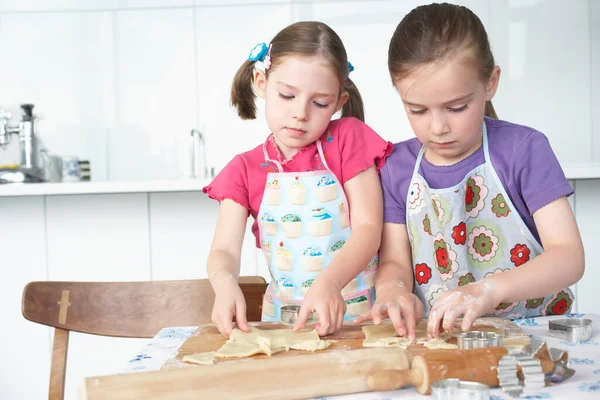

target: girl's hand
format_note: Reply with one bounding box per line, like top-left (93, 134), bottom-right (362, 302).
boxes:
top-left (427, 280), bottom-right (500, 337)
top-left (211, 279), bottom-right (251, 338)
top-left (353, 281), bottom-right (423, 341)
top-left (294, 277), bottom-right (346, 336)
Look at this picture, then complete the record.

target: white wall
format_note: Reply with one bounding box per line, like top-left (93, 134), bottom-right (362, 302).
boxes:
top-left (0, 0), bottom-right (599, 179)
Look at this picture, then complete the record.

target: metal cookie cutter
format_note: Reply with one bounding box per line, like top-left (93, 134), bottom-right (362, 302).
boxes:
top-left (498, 354), bottom-right (545, 398)
top-left (523, 336), bottom-right (576, 385)
top-left (279, 304), bottom-right (317, 326)
top-left (456, 331), bottom-right (503, 349)
top-left (548, 318), bottom-right (592, 343)
top-left (431, 378), bottom-right (489, 400)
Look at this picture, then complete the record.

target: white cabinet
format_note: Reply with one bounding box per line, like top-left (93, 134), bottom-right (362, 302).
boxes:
top-left (113, 8), bottom-right (197, 180)
top-left (488, 0), bottom-right (592, 165)
top-left (0, 197), bottom-right (49, 400)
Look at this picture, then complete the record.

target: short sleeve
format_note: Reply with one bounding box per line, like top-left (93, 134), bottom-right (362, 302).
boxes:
top-left (336, 117), bottom-right (394, 184)
top-left (514, 130), bottom-right (573, 215)
top-left (381, 159), bottom-right (406, 224)
top-left (202, 155), bottom-right (251, 211)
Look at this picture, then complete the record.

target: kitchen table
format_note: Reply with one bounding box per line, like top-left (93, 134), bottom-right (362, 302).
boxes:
top-left (122, 313), bottom-right (600, 399)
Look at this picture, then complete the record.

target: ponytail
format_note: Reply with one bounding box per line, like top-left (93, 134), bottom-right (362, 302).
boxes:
top-left (484, 100), bottom-right (497, 119)
top-left (230, 60), bottom-right (258, 120)
top-left (341, 78), bottom-right (365, 122)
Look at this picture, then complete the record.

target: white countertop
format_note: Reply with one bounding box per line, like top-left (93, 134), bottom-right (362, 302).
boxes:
top-left (0, 163), bottom-right (598, 197)
top-left (0, 178), bottom-right (213, 197)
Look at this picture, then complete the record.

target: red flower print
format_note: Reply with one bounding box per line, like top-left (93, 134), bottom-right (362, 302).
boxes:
top-left (435, 247), bottom-right (449, 269)
top-left (415, 263), bottom-right (432, 285)
top-left (465, 185), bottom-right (475, 206)
top-left (551, 298), bottom-right (568, 315)
top-left (451, 222), bottom-right (466, 245)
top-left (510, 244), bottom-right (530, 267)
top-left (279, 242), bottom-right (284, 247)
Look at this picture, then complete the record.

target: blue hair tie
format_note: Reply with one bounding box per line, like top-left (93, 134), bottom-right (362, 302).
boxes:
top-left (347, 61), bottom-right (355, 74)
top-left (249, 43), bottom-right (269, 62)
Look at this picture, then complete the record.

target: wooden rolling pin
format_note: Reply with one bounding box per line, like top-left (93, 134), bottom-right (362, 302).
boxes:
top-left (81, 347), bottom-right (409, 400)
top-left (368, 346), bottom-right (555, 395)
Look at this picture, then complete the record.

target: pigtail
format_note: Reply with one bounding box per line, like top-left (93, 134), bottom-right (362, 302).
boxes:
top-left (341, 78), bottom-right (365, 122)
top-left (484, 100), bottom-right (498, 119)
top-left (230, 60), bottom-right (258, 120)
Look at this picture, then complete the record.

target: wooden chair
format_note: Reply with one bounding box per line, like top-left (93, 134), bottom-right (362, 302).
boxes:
top-left (22, 276), bottom-right (268, 400)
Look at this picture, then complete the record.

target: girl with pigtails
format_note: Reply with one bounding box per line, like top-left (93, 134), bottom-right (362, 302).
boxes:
top-left (203, 21), bottom-right (393, 338)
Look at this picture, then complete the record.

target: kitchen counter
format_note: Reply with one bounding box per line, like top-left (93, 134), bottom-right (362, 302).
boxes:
top-left (0, 178), bottom-right (213, 197)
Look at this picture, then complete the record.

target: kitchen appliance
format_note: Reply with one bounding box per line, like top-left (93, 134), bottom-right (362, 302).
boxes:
top-left (0, 104), bottom-right (47, 183)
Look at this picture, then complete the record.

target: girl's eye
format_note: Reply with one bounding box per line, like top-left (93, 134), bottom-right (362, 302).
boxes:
top-left (279, 93), bottom-right (294, 100)
top-left (408, 108), bottom-right (427, 115)
top-left (449, 104), bottom-right (469, 113)
top-left (314, 102), bottom-right (329, 109)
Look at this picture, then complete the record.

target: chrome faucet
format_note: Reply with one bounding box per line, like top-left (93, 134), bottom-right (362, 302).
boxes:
top-left (0, 108), bottom-right (20, 147)
top-left (190, 128), bottom-right (209, 179)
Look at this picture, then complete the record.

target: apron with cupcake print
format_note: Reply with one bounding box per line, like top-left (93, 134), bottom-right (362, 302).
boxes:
top-left (406, 122), bottom-right (574, 319)
top-left (258, 135), bottom-right (378, 322)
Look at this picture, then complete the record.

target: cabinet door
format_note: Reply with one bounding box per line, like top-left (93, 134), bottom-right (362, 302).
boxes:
top-left (291, 0), bottom-right (489, 144)
top-left (194, 3), bottom-right (293, 173)
top-left (0, 197), bottom-right (49, 400)
top-left (488, 0), bottom-right (591, 165)
top-left (113, 8), bottom-right (197, 180)
top-left (45, 194), bottom-right (151, 400)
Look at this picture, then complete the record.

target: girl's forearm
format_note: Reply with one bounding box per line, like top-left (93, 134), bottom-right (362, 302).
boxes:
top-left (487, 244), bottom-right (584, 303)
top-left (207, 249), bottom-right (241, 292)
top-left (318, 223), bottom-right (381, 290)
top-left (374, 259), bottom-right (415, 293)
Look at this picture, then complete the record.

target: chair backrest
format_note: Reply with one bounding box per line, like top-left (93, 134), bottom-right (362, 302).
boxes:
top-left (22, 277), bottom-right (268, 400)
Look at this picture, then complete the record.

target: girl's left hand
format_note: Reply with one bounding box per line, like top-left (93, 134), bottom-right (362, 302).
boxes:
top-left (427, 279), bottom-right (501, 338)
top-left (294, 277), bottom-right (346, 336)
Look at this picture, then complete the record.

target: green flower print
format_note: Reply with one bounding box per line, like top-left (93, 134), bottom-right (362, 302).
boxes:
top-left (433, 239), bottom-right (452, 274)
top-left (458, 273), bottom-right (476, 287)
top-left (495, 302), bottom-right (513, 312)
top-left (473, 233), bottom-right (494, 257)
top-left (465, 177), bottom-right (482, 212)
top-left (423, 214), bottom-right (432, 235)
top-left (545, 291), bottom-right (573, 315)
top-left (491, 194), bottom-right (511, 218)
top-left (526, 298), bottom-right (544, 309)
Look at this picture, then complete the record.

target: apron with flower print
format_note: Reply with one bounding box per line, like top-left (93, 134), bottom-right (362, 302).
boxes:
top-left (406, 122), bottom-right (574, 319)
top-left (257, 135), bottom-right (378, 322)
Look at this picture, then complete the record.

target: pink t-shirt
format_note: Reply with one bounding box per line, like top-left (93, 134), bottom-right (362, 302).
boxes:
top-left (203, 117), bottom-right (394, 248)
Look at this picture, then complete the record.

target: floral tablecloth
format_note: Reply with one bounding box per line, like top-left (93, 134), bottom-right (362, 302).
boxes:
top-left (123, 313), bottom-right (600, 399)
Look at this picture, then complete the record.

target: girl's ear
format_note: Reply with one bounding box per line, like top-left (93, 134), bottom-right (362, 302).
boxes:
top-left (253, 70), bottom-right (267, 99)
top-left (335, 91), bottom-right (350, 113)
top-left (485, 66), bottom-right (501, 101)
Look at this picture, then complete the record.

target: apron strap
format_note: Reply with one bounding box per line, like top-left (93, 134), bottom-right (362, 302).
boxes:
top-left (262, 135), bottom-right (284, 173)
top-left (316, 140), bottom-right (332, 172)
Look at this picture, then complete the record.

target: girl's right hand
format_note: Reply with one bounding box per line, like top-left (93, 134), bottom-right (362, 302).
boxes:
top-left (353, 281), bottom-right (424, 342)
top-left (211, 280), bottom-right (251, 338)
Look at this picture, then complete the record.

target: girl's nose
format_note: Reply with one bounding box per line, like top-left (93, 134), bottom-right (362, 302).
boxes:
top-left (430, 112), bottom-right (450, 136)
top-left (293, 102), bottom-right (309, 121)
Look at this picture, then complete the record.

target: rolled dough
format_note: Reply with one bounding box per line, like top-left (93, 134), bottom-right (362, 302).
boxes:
top-left (362, 321), bottom-right (455, 349)
top-left (183, 326), bottom-right (333, 365)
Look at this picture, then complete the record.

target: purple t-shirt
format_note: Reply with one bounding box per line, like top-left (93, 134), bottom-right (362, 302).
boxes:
top-left (381, 118), bottom-right (573, 244)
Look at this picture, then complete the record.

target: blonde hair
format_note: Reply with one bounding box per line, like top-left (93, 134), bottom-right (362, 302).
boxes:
top-left (388, 3), bottom-right (498, 119)
top-left (231, 21), bottom-right (364, 121)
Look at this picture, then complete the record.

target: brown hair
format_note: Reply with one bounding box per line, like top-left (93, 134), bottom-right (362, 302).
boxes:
top-left (230, 21), bottom-right (364, 121)
top-left (388, 3), bottom-right (498, 119)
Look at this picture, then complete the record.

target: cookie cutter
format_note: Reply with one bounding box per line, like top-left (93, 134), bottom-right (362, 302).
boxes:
top-left (431, 378), bottom-right (489, 400)
top-left (524, 336), bottom-right (576, 384)
top-left (279, 304), bottom-right (317, 326)
top-left (280, 304), bottom-right (301, 325)
top-left (498, 354), bottom-right (545, 398)
top-left (548, 318), bottom-right (592, 343)
top-left (456, 331), bottom-right (503, 349)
